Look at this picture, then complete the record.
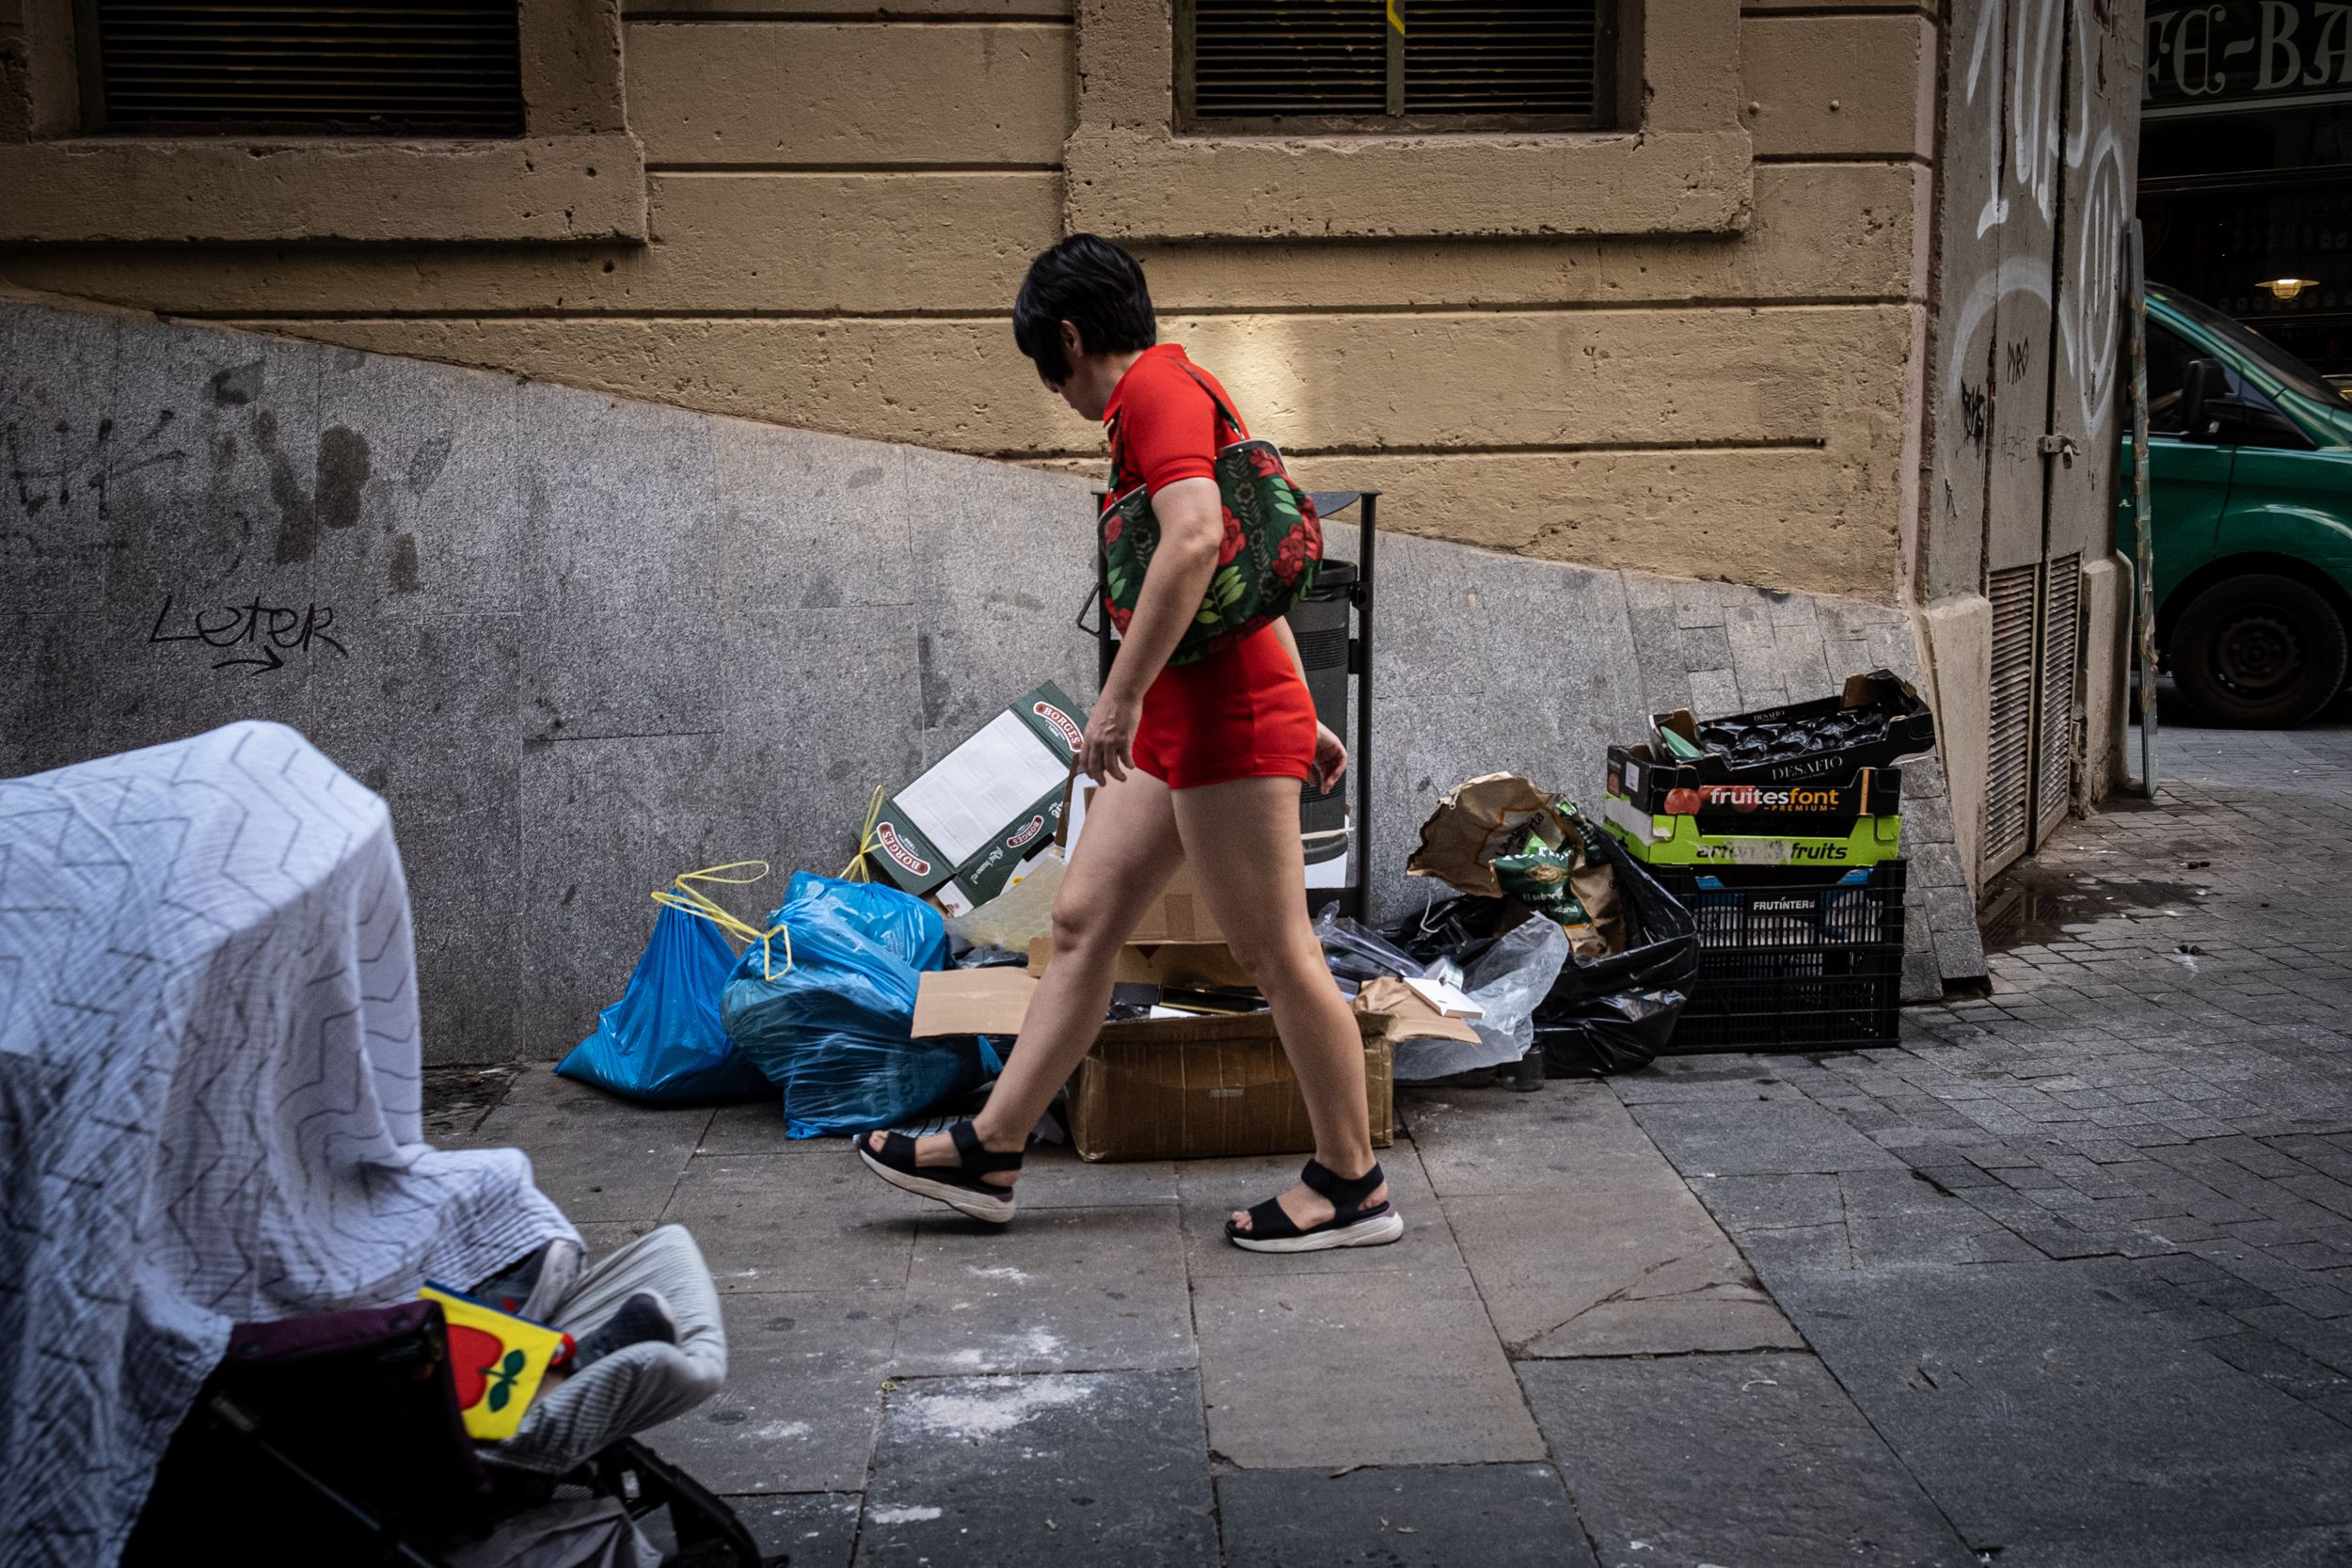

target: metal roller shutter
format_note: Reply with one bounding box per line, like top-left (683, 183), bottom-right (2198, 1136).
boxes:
top-left (1983, 562), bottom-right (2039, 872)
top-left (1184, 0), bottom-right (1611, 128)
top-left (2035, 553), bottom-right (2082, 838)
top-left (84, 1), bottom-right (524, 135)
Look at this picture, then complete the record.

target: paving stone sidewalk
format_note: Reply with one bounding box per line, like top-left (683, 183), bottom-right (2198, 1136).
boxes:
top-left (431, 717), bottom-right (2352, 1567)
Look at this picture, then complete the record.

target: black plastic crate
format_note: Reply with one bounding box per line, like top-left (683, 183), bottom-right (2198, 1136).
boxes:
top-left (1646, 670), bottom-right (1937, 786)
top-left (1651, 861), bottom-right (1906, 1053)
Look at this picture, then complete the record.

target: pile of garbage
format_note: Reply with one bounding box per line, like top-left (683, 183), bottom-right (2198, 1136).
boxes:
top-left (553, 668), bottom-right (1916, 1141)
top-left (1368, 774), bottom-right (1700, 1081)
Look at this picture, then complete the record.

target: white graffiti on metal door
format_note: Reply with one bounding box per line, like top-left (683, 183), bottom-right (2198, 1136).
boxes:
top-left (1949, 0), bottom-right (2130, 441)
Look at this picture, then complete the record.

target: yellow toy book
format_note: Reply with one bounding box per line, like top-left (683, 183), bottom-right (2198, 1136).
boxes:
top-left (419, 1283), bottom-right (573, 1442)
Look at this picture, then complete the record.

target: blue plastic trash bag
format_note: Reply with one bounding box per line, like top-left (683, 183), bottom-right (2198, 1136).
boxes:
top-left (720, 872), bottom-right (987, 1137)
top-left (556, 900), bottom-right (774, 1102)
top-left (789, 870), bottom-right (949, 972)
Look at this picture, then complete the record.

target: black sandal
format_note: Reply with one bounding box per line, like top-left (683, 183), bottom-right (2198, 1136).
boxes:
top-left (856, 1121), bottom-right (1023, 1225)
top-left (1225, 1159), bottom-right (1405, 1253)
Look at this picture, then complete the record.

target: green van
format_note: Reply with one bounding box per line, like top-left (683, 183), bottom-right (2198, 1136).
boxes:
top-left (2121, 284), bottom-right (2352, 726)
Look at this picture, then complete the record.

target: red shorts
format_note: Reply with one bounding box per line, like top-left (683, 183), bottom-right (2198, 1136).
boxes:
top-left (1132, 626), bottom-right (1318, 790)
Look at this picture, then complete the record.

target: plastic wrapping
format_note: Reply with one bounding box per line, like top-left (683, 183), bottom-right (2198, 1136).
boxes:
top-left (1393, 916), bottom-right (1568, 1082)
top-left (1313, 906), bottom-right (1434, 986)
top-left (555, 901), bottom-right (772, 1103)
top-left (943, 850), bottom-right (1066, 954)
top-left (1397, 832), bottom-right (1697, 1078)
top-left (719, 872), bottom-right (988, 1137)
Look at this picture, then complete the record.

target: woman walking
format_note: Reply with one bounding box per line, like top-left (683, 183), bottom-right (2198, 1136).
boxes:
top-left (856, 235), bottom-right (1398, 1253)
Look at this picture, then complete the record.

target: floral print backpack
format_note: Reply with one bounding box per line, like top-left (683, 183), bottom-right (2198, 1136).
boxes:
top-left (1100, 366), bottom-right (1322, 667)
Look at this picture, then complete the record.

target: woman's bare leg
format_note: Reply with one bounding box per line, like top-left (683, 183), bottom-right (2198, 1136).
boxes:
top-left (1170, 775), bottom-right (1386, 1231)
top-left (864, 768), bottom-right (1184, 1183)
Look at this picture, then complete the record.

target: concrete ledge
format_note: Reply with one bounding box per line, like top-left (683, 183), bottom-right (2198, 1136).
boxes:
top-left (1065, 127), bottom-right (1755, 241)
top-left (0, 135), bottom-right (648, 244)
top-left (1066, 0), bottom-right (1752, 241)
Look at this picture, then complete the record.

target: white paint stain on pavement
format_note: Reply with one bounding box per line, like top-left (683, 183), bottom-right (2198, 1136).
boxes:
top-left (867, 1505), bottom-right (945, 1525)
top-left (901, 1375), bottom-right (1095, 1440)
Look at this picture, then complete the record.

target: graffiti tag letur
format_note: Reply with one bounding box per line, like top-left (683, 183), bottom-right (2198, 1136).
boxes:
top-left (148, 592), bottom-right (347, 676)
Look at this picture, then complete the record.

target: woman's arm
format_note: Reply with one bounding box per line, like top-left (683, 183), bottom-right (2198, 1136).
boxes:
top-left (1080, 475), bottom-right (1221, 781)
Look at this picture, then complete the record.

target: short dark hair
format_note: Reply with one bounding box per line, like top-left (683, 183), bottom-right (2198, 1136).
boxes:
top-left (1012, 234), bottom-right (1157, 385)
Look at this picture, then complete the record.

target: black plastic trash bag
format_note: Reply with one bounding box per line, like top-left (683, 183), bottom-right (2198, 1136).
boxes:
top-left (1397, 832), bottom-right (1697, 1077)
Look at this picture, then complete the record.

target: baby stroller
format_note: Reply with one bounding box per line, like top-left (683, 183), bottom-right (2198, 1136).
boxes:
top-left (123, 1237), bottom-right (765, 1568)
top-left (0, 723), bottom-right (766, 1568)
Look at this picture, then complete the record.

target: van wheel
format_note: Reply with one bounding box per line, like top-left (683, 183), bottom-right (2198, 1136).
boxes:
top-left (2169, 573), bottom-right (2348, 727)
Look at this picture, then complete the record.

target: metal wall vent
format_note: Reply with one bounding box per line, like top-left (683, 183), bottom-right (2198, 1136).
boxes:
top-left (1183, 0), bottom-right (1611, 129)
top-left (2035, 553), bottom-right (2082, 836)
top-left (84, 1), bottom-right (525, 135)
top-left (1983, 562), bottom-right (2039, 871)
top-left (1403, 1), bottom-right (1606, 117)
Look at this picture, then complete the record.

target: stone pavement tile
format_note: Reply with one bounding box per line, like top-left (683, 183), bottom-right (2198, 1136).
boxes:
top-left (892, 1204), bottom-right (1194, 1375)
top-left (1692, 1173), bottom-right (1846, 1232)
top-left (1607, 1054), bottom-right (1802, 1104)
top-left (1215, 1464), bottom-right (1596, 1568)
top-left (2053, 1525), bottom-right (2352, 1568)
top-left (498, 1061), bottom-right (610, 1107)
top-left (855, 1370), bottom-right (1216, 1566)
top-left (661, 1153), bottom-right (916, 1292)
top-left (459, 1097), bottom-right (709, 1224)
top-left (575, 1220), bottom-right (654, 1256)
top-left (1403, 1080), bottom-right (1690, 1197)
top-left (1521, 1353), bottom-right (1975, 1568)
top-left (646, 1291), bottom-right (898, 1494)
top-left (1449, 1185), bottom-right (1801, 1357)
top-left (1009, 1145), bottom-right (1181, 1210)
top-left (1193, 1272), bottom-right (1545, 1468)
top-left (696, 1099), bottom-right (818, 1155)
top-left (1179, 1148), bottom-right (1465, 1279)
top-left (638, 1493), bottom-right (862, 1568)
top-left (1626, 1096), bottom-right (1908, 1177)
top-left (1758, 1259), bottom-right (2352, 1558)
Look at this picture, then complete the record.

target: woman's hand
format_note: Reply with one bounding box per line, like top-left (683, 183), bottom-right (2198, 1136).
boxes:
top-left (1311, 721), bottom-right (1348, 794)
top-left (1082, 690), bottom-right (1140, 783)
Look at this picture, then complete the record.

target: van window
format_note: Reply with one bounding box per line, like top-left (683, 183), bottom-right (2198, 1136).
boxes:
top-left (2147, 323), bottom-right (2194, 434)
top-left (2153, 286), bottom-right (2345, 408)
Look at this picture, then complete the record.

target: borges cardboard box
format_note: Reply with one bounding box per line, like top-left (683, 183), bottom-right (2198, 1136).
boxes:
top-left (866, 683), bottom-right (1088, 911)
top-left (910, 963), bottom-right (1473, 1163)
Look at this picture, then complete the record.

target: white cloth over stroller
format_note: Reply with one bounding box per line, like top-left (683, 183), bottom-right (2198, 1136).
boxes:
top-left (0, 722), bottom-right (725, 1568)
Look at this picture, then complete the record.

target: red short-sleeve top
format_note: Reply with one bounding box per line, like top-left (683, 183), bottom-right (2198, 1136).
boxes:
top-left (1104, 343), bottom-right (1248, 498)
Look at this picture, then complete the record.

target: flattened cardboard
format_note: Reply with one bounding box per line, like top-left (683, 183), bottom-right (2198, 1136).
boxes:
top-left (1125, 860), bottom-right (1223, 943)
top-left (910, 966), bottom-right (1037, 1037)
top-left (867, 683), bottom-right (1088, 904)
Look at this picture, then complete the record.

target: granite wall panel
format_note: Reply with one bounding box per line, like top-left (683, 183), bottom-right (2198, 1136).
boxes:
top-left (0, 303), bottom-right (1982, 1061)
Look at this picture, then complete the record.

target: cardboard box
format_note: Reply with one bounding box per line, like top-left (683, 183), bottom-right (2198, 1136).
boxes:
top-left (1600, 795), bottom-right (1903, 867)
top-left (911, 965), bottom-right (1473, 1163)
top-left (1606, 752), bottom-right (1903, 835)
top-left (866, 683), bottom-right (1088, 910)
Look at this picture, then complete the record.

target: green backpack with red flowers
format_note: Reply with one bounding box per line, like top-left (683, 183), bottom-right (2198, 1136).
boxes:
top-left (1100, 367), bottom-right (1322, 667)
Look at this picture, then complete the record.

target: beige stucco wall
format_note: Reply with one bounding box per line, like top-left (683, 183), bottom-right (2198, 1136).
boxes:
top-left (0, 0), bottom-right (1939, 603)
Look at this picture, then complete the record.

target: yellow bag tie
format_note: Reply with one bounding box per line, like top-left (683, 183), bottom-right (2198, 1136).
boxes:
top-left (839, 785), bottom-right (887, 882)
top-left (651, 861), bottom-right (793, 981)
